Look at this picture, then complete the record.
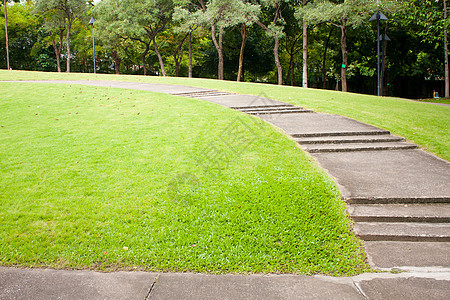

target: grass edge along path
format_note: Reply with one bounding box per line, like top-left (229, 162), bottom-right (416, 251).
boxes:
top-left (0, 82), bottom-right (370, 276)
top-left (1, 70), bottom-right (447, 161)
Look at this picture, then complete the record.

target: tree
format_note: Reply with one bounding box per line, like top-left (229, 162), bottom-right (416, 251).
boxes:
top-left (3, 0), bottom-right (9, 70)
top-left (301, 0), bottom-right (308, 87)
top-left (39, 8), bottom-right (66, 72)
top-left (1, 0), bottom-right (20, 70)
top-left (34, 0), bottom-right (88, 73)
top-left (444, 0), bottom-right (449, 97)
top-left (255, 0), bottom-right (287, 85)
top-left (175, 0), bottom-right (257, 80)
top-left (94, 0), bottom-right (127, 74)
top-left (173, 0), bottom-right (203, 77)
top-left (112, 0), bottom-right (173, 76)
top-left (301, 0), bottom-right (400, 92)
top-left (233, 1), bottom-right (259, 82)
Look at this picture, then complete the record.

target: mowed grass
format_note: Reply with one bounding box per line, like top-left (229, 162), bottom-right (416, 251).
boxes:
top-left (0, 82), bottom-right (369, 275)
top-left (416, 98), bottom-right (450, 105)
top-left (2, 70), bottom-right (447, 161)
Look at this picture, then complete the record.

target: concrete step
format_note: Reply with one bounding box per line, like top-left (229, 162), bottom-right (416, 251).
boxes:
top-left (292, 130), bottom-right (390, 138)
top-left (231, 104), bottom-right (294, 110)
top-left (302, 142), bottom-right (418, 153)
top-left (172, 90), bottom-right (234, 98)
top-left (348, 204), bottom-right (450, 223)
top-left (363, 241), bottom-right (450, 268)
top-left (296, 135), bottom-right (405, 145)
top-left (237, 106), bottom-right (306, 113)
top-left (345, 197), bottom-right (450, 205)
top-left (246, 109), bottom-right (313, 115)
top-left (354, 222), bottom-right (450, 242)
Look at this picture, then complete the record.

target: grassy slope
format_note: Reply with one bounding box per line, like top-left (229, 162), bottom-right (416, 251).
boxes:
top-left (2, 70), bottom-right (447, 161)
top-left (0, 82), bottom-right (369, 275)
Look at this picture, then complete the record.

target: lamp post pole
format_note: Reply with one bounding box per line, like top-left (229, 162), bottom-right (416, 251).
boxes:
top-left (370, 12), bottom-right (388, 96)
top-left (89, 17), bottom-right (96, 74)
top-left (377, 13), bottom-right (380, 96)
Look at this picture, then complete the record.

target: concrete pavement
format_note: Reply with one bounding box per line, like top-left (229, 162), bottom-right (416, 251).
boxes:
top-left (1, 267), bottom-right (450, 300)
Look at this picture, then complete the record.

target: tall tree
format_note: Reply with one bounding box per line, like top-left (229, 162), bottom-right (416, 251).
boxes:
top-left (254, 0), bottom-right (287, 85)
top-left (444, 0), bottom-right (449, 97)
top-left (40, 9), bottom-right (66, 72)
top-left (206, 0), bottom-right (258, 80)
top-left (301, 0), bottom-right (399, 92)
top-left (175, 0), bottom-right (257, 80)
top-left (114, 0), bottom-right (173, 76)
top-left (234, 1), bottom-right (259, 82)
top-left (34, 0), bottom-right (88, 73)
top-left (1, 0), bottom-right (20, 70)
top-left (173, 0), bottom-right (203, 78)
top-left (94, 0), bottom-right (127, 74)
top-left (301, 0), bottom-right (308, 88)
top-left (3, 0), bottom-right (9, 70)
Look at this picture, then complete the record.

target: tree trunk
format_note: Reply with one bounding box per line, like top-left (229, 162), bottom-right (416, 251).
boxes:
top-left (237, 24), bottom-right (248, 82)
top-left (322, 27), bottom-right (333, 89)
top-left (274, 35), bottom-right (282, 85)
top-left (173, 33), bottom-right (188, 77)
top-left (51, 28), bottom-right (64, 73)
top-left (302, 4), bottom-right (308, 88)
top-left (211, 24), bottom-right (224, 80)
top-left (142, 44), bottom-right (149, 75)
top-left (287, 53), bottom-right (294, 86)
top-left (52, 40), bottom-right (61, 72)
top-left (174, 48), bottom-right (183, 77)
top-left (112, 50), bottom-right (121, 74)
top-left (4, 0), bottom-right (9, 70)
top-left (153, 37), bottom-right (166, 76)
top-left (174, 54), bottom-right (181, 77)
top-left (445, 0), bottom-right (449, 98)
top-left (65, 21), bottom-right (72, 73)
top-left (189, 31), bottom-right (193, 78)
top-left (340, 24), bottom-right (348, 92)
top-left (255, 18), bottom-right (283, 85)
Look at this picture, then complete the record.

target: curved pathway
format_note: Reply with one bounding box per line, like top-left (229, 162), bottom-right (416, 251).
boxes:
top-left (2, 80), bottom-right (450, 298)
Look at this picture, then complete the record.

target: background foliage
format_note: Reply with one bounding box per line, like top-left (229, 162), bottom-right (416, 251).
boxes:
top-left (1, 0), bottom-right (449, 98)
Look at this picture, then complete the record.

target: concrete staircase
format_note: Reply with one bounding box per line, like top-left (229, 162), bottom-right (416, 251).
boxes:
top-left (295, 133), bottom-right (418, 153)
top-left (251, 110), bottom-right (450, 269)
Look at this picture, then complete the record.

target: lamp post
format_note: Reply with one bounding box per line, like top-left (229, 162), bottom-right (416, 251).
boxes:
top-left (89, 17), bottom-right (96, 74)
top-left (370, 12), bottom-right (388, 96)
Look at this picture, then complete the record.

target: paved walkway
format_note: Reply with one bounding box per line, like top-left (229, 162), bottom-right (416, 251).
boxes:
top-left (1, 80), bottom-right (449, 299)
top-left (1, 266), bottom-right (449, 300)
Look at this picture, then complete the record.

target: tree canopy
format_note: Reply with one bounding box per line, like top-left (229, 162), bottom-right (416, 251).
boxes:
top-left (1, 0), bottom-right (449, 98)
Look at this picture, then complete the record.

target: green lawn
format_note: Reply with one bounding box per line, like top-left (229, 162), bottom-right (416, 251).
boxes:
top-left (1, 70), bottom-right (448, 160)
top-left (0, 82), bottom-right (369, 275)
top-left (416, 98), bottom-right (450, 105)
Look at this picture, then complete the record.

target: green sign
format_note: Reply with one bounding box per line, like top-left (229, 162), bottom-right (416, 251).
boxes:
top-left (342, 64), bottom-right (346, 68)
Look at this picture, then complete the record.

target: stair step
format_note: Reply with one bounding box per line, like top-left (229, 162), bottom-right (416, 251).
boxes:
top-left (363, 241), bottom-right (450, 268)
top-left (247, 109), bottom-right (313, 115)
top-left (237, 106), bottom-right (306, 113)
top-left (349, 204), bottom-right (450, 223)
top-left (292, 130), bottom-right (390, 138)
top-left (296, 135), bottom-right (405, 145)
top-left (231, 104), bottom-right (294, 110)
top-left (173, 91), bottom-right (234, 98)
top-left (354, 222), bottom-right (450, 242)
top-left (302, 142), bottom-right (418, 153)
